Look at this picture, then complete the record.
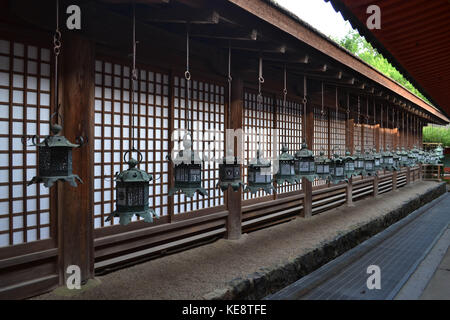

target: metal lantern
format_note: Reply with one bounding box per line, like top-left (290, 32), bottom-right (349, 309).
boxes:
top-left (435, 145), bottom-right (444, 163)
top-left (399, 147), bottom-right (409, 167)
top-left (169, 139), bottom-right (207, 198)
top-left (217, 149), bottom-right (244, 192)
top-left (28, 123), bottom-right (82, 188)
top-left (106, 150), bottom-right (158, 226)
top-left (275, 144), bottom-right (298, 184)
top-left (329, 152), bottom-right (346, 184)
top-left (343, 150), bottom-right (357, 178)
top-left (372, 148), bottom-right (383, 172)
top-left (417, 149), bottom-right (425, 164)
top-left (245, 149), bottom-right (274, 195)
top-left (295, 142), bottom-right (317, 182)
top-left (354, 148), bottom-right (366, 176)
top-left (315, 150), bottom-right (331, 181)
top-left (382, 145), bottom-right (395, 171)
top-left (364, 150), bottom-right (376, 176)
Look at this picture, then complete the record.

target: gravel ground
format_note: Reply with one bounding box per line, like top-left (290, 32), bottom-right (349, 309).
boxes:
top-left (33, 181), bottom-right (441, 300)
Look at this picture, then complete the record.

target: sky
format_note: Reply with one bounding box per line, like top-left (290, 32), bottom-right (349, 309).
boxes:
top-left (273, 0), bottom-right (353, 41)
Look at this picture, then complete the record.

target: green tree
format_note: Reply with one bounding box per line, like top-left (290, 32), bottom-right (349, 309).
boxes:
top-left (335, 30), bottom-right (430, 103)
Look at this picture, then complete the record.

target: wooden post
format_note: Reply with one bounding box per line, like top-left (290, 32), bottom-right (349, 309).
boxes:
top-left (406, 167), bottom-right (411, 185)
top-left (302, 90), bottom-right (314, 218)
top-left (58, 33), bottom-right (95, 284)
top-left (225, 75), bottom-right (243, 240)
top-left (392, 170), bottom-right (398, 191)
top-left (373, 175), bottom-right (379, 197)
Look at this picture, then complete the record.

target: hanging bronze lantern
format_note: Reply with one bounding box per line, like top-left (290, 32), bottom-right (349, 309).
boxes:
top-left (382, 145), bottom-right (395, 171)
top-left (399, 147), bottom-right (409, 167)
top-left (245, 149), bottom-right (274, 195)
top-left (27, 119), bottom-right (83, 188)
top-left (315, 150), bottom-right (331, 181)
top-left (275, 144), bottom-right (298, 184)
top-left (379, 147), bottom-right (384, 168)
top-left (217, 149), bottom-right (244, 192)
top-left (106, 150), bottom-right (158, 226)
top-left (294, 142), bottom-right (317, 182)
top-left (329, 152), bottom-right (346, 184)
top-left (354, 148), bottom-right (365, 176)
top-left (417, 149), bottom-right (425, 164)
top-left (364, 150), bottom-right (376, 176)
top-left (169, 138), bottom-right (207, 198)
top-left (372, 148), bottom-right (383, 172)
top-left (343, 150), bottom-right (356, 178)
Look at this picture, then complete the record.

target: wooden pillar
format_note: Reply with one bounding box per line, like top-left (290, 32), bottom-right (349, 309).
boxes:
top-left (302, 92), bottom-right (314, 218)
top-left (225, 75), bottom-right (243, 240)
top-left (58, 33), bottom-right (95, 285)
top-left (373, 175), bottom-right (379, 197)
top-left (392, 170), bottom-right (398, 191)
top-left (406, 167), bottom-right (411, 185)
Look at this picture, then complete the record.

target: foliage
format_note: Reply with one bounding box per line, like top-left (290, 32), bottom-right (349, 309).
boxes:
top-left (422, 126), bottom-right (450, 147)
top-left (334, 30), bottom-right (430, 103)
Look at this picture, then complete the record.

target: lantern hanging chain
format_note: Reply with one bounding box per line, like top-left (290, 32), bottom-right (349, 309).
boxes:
top-left (282, 64), bottom-right (287, 146)
top-left (303, 75), bottom-right (307, 148)
top-left (130, 2), bottom-right (138, 153)
top-left (320, 82), bottom-right (326, 155)
top-left (227, 45), bottom-right (232, 138)
top-left (335, 86), bottom-right (338, 154)
top-left (53, 0), bottom-right (61, 127)
top-left (346, 92), bottom-right (350, 151)
top-left (365, 98), bottom-right (369, 152)
top-left (373, 100), bottom-right (375, 150)
top-left (257, 56), bottom-right (264, 147)
top-left (357, 95), bottom-right (361, 150)
top-left (185, 24), bottom-right (192, 144)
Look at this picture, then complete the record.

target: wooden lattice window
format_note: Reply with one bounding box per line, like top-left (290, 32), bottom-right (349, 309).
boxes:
top-left (276, 98), bottom-right (302, 194)
top-left (172, 76), bottom-right (225, 213)
top-left (363, 124), bottom-right (375, 151)
top-left (0, 39), bottom-right (52, 246)
top-left (243, 91), bottom-right (274, 200)
top-left (93, 58), bottom-right (170, 228)
top-left (354, 123), bottom-right (362, 152)
top-left (329, 109), bottom-right (346, 156)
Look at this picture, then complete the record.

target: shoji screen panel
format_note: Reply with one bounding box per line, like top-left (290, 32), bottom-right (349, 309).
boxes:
top-left (276, 98), bottom-right (302, 194)
top-left (313, 106), bottom-right (328, 187)
top-left (94, 58), bottom-right (170, 228)
top-left (0, 39), bottom-right (52, 247)
top-left (354, 123), bottom-right (362, 152)
top-left (243, 91), bottom-right (274, 200)
top-left (329, 109), bottom-right (346, 156)
top-left (363, 124), bottom-right (375, 151)
top-left (172, 76), bottom-right (225, 214)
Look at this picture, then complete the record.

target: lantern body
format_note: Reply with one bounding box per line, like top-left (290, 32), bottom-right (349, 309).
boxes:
top-left (315, 151), bottom-right (331, 181)
top-left (275, 145), bottom-right (298, 184)
top-left (295, 143), bottom-right (317, 182)
top-left (353, 150), bottom-right (365, 176)
top-left (364, 151), bottom-right (376, 176)
top-left (245, 150), bottom-right (274, 194)
top-left (329, 154), bottom-right (346, 184)
top-left (107, 157), bottom-right (159, 226)
top-left (218, 154), bottom-right (243, 191)
top-left (169, 140), bottom-right (207, 198)
top-left (399, 147), bottom-right (409, 167)
top-left (28, 133), bottom-right (82, 188)
top-left (343, 151), bottom-right (356, 178)
top-left (382, 147), bottom-right (395, 171)
top-left (372, 148), bottom-right (382, 172)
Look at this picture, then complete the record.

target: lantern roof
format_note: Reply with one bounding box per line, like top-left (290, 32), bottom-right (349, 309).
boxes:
top-left (221, 148), bottom-right (240, 165)
top-left (173, 139), bottom-right (202, 165)
top-left (35, 124), bottom-right (80, 148)
top-left (116, 157), bottom-right (152, 183)
top-left (315, 151), bottom-right (331, 163)
top-left (295, 142), bottom-right (314, 158)
top-left (249, 149), bottom-right (271, 168)
top-left (364, 150), bottom-right (375, 160)
top-left (344, 150), bottom-right (356, 161)
top-left (372, 148), bottom-right (381, 159)
top-left (278, 144), bottom-right (295, 161)
top-left (331, 152), bottom-right (344, 163)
